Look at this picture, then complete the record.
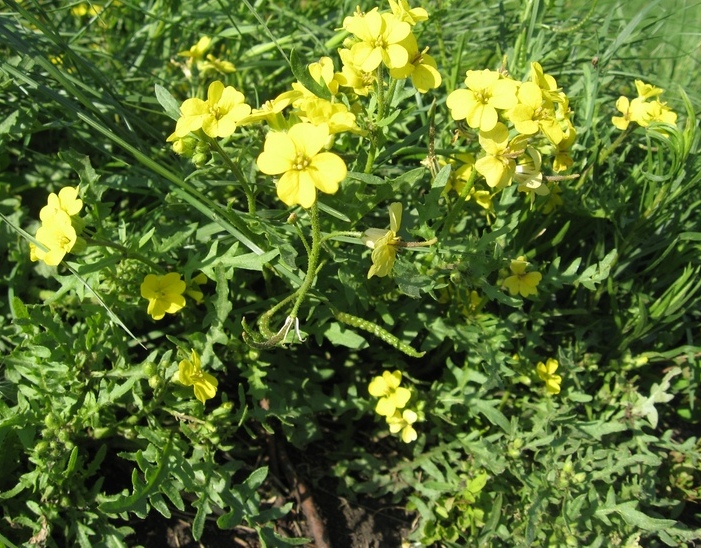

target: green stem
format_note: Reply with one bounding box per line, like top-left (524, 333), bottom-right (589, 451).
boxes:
top-left (209, 138), bottom-right (256, 215)
top-left (290, 202), bottom-right (322, 318)
top-left (84, 237), bottom-right (162, 271)
top-left (321, 230), bottom-right (363, 243)
top-left (438, 168), bottom-right (476, 238)
top-left (575, 126), bottom-right (632, 190)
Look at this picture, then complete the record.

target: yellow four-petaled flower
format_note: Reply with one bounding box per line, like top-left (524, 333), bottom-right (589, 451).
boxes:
top-left (140, 272), bottom-right (187, 320)
top-left (256, 122), bottom-right (347, 208)
top-left (178, 350), bottom-right (218, 403)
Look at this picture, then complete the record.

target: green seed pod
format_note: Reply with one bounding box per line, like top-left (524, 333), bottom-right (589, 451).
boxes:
top-left (332, 309), bottom-right (425, 358)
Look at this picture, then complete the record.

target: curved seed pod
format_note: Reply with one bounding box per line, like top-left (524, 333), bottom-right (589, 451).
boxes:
top-left (332, 309), bottom-right (425, 358)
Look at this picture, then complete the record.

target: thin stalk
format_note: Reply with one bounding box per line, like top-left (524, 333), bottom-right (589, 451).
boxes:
top-left (290, 202), bottom-right (322, 318)
top-left (209, 138), bottom-right (256, 215)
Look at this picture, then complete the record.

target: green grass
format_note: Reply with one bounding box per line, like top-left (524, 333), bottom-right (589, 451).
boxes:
top-left (1, 0), bottom-right (701, 546)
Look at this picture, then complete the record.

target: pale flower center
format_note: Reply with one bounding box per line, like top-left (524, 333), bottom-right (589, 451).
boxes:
top-left (293, 153), bottom-right (311, 171)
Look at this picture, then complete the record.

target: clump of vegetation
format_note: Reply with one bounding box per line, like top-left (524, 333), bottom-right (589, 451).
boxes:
top-left (1, 0), bottom-right (700, 546)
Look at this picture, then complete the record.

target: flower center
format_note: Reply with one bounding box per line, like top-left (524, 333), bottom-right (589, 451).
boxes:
top-left (293, 153), bottom-right (311, 171)
top-left (372, 37), bottom-right (387, 49)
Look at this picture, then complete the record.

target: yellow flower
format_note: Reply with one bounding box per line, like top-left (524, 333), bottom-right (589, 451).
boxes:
top-left (508, 81), bottom-right (563, 144)
top-left (642, 100), bottom-right (677, 127)
top-left (30, 211), bottom-right (78, 266)
top-left (178, 36), bottom-right (212, 61)
top-left (178, 350), bottom-right (218, 403)
top-left (541, 183), bottom-right (563, 214)
top-left (612, 95), bottom-right (648, 130)
top-left (185, 272), bottom-right (208, 304)
top-left (536, 358), bottom-right (562, 394)
top-left (529, 62), bottom-right (566, 105)
top-left (39, 186), bottom-right (83, 222)
top-left (514, 147), bottom-right (547, 196)
top-left (389, 34), bottom-right (441, 93)
top-left (388, 0), bottom-right (429, 25)
top-left (343, 8), bottom-right (411, 72)
top-left (239, 90), bottom-right (302, 130)
top-left (503, 256), bottom-right (542, 298)
top-left (140, 272), bottom-right (186, 320)
top-left (297, 96), bottom-right (363, 135)
top-left (199, 54), bottom-right (236, 76)
top-left (552, 122), bottom-right (576, 173)
top-left (292, 56), bottom-right (340, 97)
top-left (337, 48), bottom-right (376, 96)
top-left (362, 202), bottom-right (402, 278)
top-left (386, 408), bottom-right (418, 443)
top-left (368, 370), bottom-right (411, 417)
top-left (475, 122), bottom-right (526, 189)
top-left (447, 69), bottom-right (518, 132)
top-left (634, 79), bottom-right (664, 100)
top-left (256, 122), bottom-right (347, 208)
top-left (174, 81), bottom-right (251, 138)
top-left (611, 80), bottom-right (676, 130)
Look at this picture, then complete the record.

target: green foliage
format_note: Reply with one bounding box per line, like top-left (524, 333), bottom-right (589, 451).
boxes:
top-left (1, 0), bottom-right (701, 546)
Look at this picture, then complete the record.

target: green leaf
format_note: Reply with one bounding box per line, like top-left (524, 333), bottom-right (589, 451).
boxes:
top-left (154, 83), bottom-right (182, 120)
top-left (289, 49), bottom-right (331, 100)
top-left (324, 322), bottom-right (368, 349)
top-left (471, 400), bottom-right (512, 435)
top-left (245, 466), bottom-right (268, 491)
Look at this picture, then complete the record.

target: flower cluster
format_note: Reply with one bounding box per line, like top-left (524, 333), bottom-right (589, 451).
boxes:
top-left (536, 358), bottom-right (562, 394)
top-left (368, 370), bottom-right (419, 443)
top-left (446, 62), bottom-right (576, 203)
top-left (169, 2), bottom-right (442, 209)
top-left (30, 186), bottom-right (85, 266)
top-left (503, 256), bottom-right (542, 298)
top-left (177, 36), bottom-right (236, 77)
top-left (177, 349), bottom-right (218, 403)
top-left (612, 80), bottom-right (677, 131)
top-left (341, 1), bottom-right (441, 94)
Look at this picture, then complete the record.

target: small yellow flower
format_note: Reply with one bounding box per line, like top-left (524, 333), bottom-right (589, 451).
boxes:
top-left (178, 350), bottom-right (218, 403)
top-left (30, 211), bottom-right (78, 266)
top-left (174, 81), bottom-right (251, 138)
top-left (343, 8), bottom-right (411, 72)
top-left (386, 408), bottom-right (418, 443)
top-left (388, 0), bottom-right (429, 25)
top-left (297, 96), bottom-right (363, 135)
top-left (39, 186), bottom-right (83, 222)
top-left (447, 69), bottom-right (518, 132)
top-left (389, 34), bottom-right (441, 94)
top-left (337, 48), bottom-right (376, 96)
top-left (256, 122), bottom-right (347, 208)
top-left (503, 256), bottom-right (542, 298)
top-left (475, 122), bottom-right (524, 189)
top-left (140, 272), bottom-right (186, 320)
top-left (362, 202), bottom-right (402, 278)
top-left (368, 370), bottom-right (411, 417)
top-left (199, 54), bottom-right (236, 76)
top-left (612, 95), bottom-right (648, 130)
top-left (536, 358), bottom-right (562, 394)
top-left (239, 90), bottom-right (302, 130)
top-left (178, 36), bottom-right (212, 61)
top-left (185, 272), bottom-right (208, 304)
